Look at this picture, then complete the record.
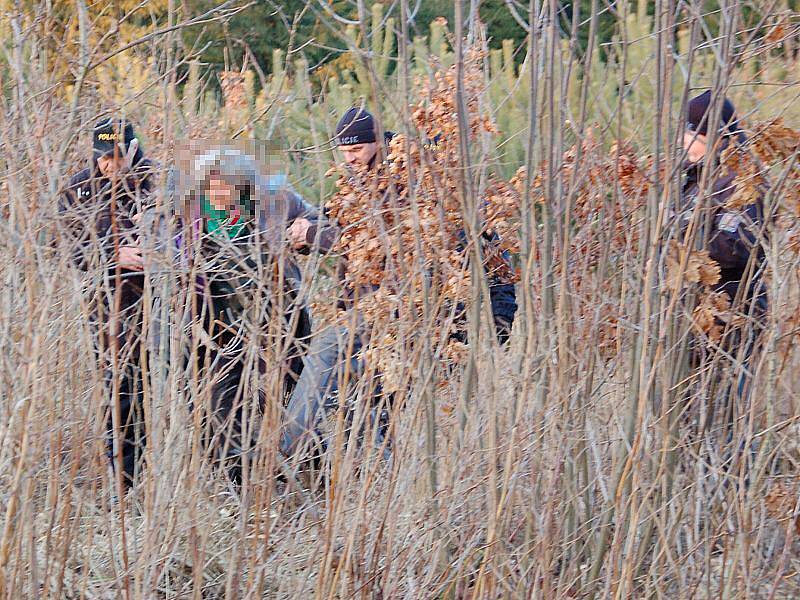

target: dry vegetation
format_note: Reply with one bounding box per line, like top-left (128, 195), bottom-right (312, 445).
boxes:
top-left (3, 0), bottom-right (800, 598)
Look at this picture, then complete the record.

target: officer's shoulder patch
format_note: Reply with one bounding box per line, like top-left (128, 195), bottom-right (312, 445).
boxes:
top-left (718, 211), bottom-right (741, 233)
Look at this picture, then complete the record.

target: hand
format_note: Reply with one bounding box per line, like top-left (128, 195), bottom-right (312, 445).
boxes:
top-left (287, 218), bottom-right (313, 250)
top-left (118, 245), bottom-right (143, 271)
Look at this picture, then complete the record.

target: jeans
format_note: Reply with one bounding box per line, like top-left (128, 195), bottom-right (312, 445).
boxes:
top-left (280, 323), bottom-right (364, 457)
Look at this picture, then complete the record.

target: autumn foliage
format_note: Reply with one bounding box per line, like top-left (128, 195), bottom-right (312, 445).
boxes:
top-left (323, 50), bottom-right (521, 366)
top-left (9, 0), bottom-right (800, 596)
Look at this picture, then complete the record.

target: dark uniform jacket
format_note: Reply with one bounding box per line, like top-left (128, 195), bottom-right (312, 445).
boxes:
top-left (318, 132), bottom-right (518, 338)
top-left (59, 155), bottom-right (155, 311)
top-left (680, 162), bottom-right (767, 314)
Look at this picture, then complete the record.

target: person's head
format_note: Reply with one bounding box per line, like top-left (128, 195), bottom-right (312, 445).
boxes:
top-left (96, 154), bottom-right (129, 178)
top-left (206, 171), bottom-right (235, 211)
top-left (188, 147), bottom-right (295, 223)
top-left (204, 170), bottom-right (253, 213)
top-left (683, 91), bottom-right (741, 163)
top-left (335, 107), bottom-right (379, 168)
top-left (92, 118), bottom-right (141, 177)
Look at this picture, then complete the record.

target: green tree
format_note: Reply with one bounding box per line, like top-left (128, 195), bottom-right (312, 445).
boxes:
top-left (181, 0), bottom-right (353, 75)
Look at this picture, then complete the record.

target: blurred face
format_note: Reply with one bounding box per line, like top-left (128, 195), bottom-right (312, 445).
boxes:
top-left (683, 130), bottom-right (708, 163)
top-left (97, 154), bottom-right (127, 178)
top-left (340, 142), bottom-right (379, 168)
top-left (207, 176), bottom-right (235, 211)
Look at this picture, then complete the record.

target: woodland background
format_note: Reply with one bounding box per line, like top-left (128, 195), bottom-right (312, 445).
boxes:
top-left (3, 0), bottom-right (800, 598)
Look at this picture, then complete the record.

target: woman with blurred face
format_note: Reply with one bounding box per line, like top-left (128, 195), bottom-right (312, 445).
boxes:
top-left (169, 148), bottom-right (338, 482)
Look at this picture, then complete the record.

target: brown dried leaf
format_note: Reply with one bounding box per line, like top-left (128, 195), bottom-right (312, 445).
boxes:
top-left (697, 253), bottom-right (721, 287)
top-left (666, 242), bottom-right (721, 291)
top-left (692, 291), bottom-right (731, 343)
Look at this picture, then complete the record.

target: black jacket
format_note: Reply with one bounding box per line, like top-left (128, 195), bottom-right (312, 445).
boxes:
top-left (59, 156), bottom-right (155, 309)
top-left (680, 162), bottom-right (767, 313)
top-left (333, 131), bottom-right (518, 339)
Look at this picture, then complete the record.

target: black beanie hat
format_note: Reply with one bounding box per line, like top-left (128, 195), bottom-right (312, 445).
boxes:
top-left (335, 107), bottom-right (377, 146)
top-left (686, 91), bottom-right (740, 137)
top-left (93, 118), bottom-right (137, 159)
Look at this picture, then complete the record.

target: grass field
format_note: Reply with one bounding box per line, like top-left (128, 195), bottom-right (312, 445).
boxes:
top-left (2, 1), bottom-right (800, 598)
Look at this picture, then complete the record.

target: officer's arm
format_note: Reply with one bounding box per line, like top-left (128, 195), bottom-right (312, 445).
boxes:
top-left (58, 172), bottom-right (93, 271)
top-left (286, 188), bottom-right (340, 254)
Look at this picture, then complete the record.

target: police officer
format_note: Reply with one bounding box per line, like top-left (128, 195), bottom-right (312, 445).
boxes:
top-left (280, 107), bottom-right (518, 459)
top-left (679, 91), bottom-right (767, 435)
top-left (59, 118), bottom-right (156, 488)
top-left (681, 90), bottom-right (766, 312)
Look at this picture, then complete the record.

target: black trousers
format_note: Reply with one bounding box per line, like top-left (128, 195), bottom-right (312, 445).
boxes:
top-left (686, 314), bottom-right (765, 486)
top-left (196, 354), bottom-right (255, 483)
top-left (104, 285), bottom-right (310, 487)
top-left (105, 356), bottom-right (145, 487)
top-left (98, 307), bottom-right (146, 489)
top-left (191, 309), bottom-right (309, 482)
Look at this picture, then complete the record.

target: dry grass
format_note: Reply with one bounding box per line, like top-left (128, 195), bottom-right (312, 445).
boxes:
top-left (3, 1), bottom-right (800, 598)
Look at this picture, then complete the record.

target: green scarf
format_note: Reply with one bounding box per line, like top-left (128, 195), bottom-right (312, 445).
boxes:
top-left (201, 195), bottom-right (247, 239)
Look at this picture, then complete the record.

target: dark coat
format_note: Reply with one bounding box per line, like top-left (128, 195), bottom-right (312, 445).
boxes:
top-left (328, 132), bottom-right (518, 339)
top-left (190, 218), bottom-right (313, 352)
top-left (478, 231), bottom-right (518, 329)
top-left (59, 156), bottom-right (156, 310)
top-left (143, 170), bottom-right (337, 383)
top-left (680, 162), bottom-right (767, 314)
top-left (328, 218), bottom-right (517, 339)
